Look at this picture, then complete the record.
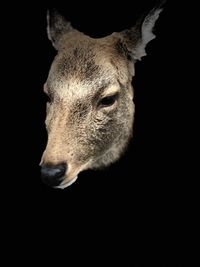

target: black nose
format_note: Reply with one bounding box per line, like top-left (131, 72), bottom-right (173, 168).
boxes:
top-left (41, 163), bottom-right (67, 187)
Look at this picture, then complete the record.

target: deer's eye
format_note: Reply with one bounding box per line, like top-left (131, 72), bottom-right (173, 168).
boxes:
top-left (99, 93), bottom-right (119, 108)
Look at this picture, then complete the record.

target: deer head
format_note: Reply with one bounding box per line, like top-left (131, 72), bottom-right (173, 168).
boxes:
top-left (40, 1), bottom-right (165, 188)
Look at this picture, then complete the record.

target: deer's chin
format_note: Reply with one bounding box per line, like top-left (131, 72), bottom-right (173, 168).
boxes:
top-left (55, 175), bottom-right (78, 189)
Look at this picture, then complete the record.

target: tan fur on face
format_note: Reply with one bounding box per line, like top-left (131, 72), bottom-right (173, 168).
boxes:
top-left (41, 5), bottom-right (164, 187)
top-left (41, 35), bottom-right (135, 184)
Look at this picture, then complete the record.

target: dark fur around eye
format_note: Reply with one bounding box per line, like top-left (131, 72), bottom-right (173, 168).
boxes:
top-left (99, 93), bottom-right (119, 108)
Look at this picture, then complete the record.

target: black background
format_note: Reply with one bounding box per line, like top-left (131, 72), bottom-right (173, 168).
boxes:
top-left (2, 1), bottom-right (194, 265)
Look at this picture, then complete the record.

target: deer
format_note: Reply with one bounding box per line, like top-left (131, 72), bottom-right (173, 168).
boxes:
top-left (40, 1), bottom-right (165, 189)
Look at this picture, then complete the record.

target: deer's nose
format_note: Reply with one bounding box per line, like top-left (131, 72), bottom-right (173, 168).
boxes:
top-left (40, 163), bottom-right (67, 187)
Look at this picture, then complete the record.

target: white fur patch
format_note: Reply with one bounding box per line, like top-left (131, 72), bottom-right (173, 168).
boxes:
top-left (56, 176), bottom-right (78, 189)
top-left (135, 8), bottom-right (163, 60)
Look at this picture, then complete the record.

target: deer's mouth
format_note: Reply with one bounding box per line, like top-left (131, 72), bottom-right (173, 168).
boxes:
top-left (55, 175), bottom-right (78, 189)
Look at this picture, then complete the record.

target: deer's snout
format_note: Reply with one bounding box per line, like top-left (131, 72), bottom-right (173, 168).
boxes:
top-left (40, 163), bottom-right (67, 187)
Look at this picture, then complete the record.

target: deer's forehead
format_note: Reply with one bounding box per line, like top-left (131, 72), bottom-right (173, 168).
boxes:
top-left (57, 49), bottom-right (100, 79)
top-left (49, 42), bottom-right (119, 78)
top-left (47, 47), bottom-right (120, 96)
top-left (46, 39), bottom-right (131, 100)
top-left (46, 77), bottom-right (120, 101)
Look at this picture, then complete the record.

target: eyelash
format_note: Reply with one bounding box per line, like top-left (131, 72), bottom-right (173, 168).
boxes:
top-left (98, 93), bottom-right (119, 108)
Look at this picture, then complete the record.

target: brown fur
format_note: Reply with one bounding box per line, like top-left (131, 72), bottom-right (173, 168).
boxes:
top-left (41, 4), bottom-right (165, 187)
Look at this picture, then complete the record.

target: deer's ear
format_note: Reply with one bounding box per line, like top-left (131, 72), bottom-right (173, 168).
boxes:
top-left (117, 0), bottom-right (165, 61)
top-left (47, 9), bottom-right (75, 50)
